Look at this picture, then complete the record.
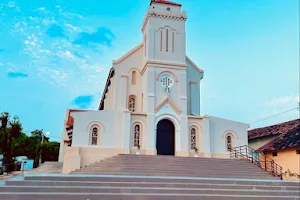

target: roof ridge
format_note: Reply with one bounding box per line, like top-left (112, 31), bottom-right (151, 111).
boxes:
top-left (249, 118), bottom-right (299, 132)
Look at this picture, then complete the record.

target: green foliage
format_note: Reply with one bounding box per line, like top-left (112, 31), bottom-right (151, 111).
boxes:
top-left (0, 112), bottom-right (60, 171)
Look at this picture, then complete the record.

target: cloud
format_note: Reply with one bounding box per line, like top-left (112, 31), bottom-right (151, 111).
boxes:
top-left (46, 24), bottom-right (67, 38)
top-left (7, 72), bottom-right (28, 78)
top-left (65, 23), bottom-right (81, 32)
top-left (73, 95), bottom-right (94, 109)
top-left (73, 27), bottom-right (115, 47)
top-left (265, 95), bottom-right (300, 108)
top-left (63, 51), bottom-right (74, 59)
top-left (37, 7), bottom-right (45, 11)
top-left (7, 2), bottom-right (16, 8)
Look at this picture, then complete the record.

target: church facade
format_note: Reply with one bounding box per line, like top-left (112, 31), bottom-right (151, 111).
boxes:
top-left (59, 0), bottom-right (249, 173)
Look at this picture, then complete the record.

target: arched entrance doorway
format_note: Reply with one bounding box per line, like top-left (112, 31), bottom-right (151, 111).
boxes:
top-left (156, 119), bottom-right (175, 155)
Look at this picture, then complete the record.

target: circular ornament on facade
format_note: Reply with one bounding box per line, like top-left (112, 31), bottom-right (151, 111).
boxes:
top-left (160, 76), bottom-right (174, 88)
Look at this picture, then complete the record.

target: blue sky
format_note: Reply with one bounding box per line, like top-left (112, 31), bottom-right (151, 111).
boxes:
top-left (0, 0), bottom-right (299, 141)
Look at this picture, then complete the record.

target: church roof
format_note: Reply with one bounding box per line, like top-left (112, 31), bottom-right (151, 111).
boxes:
top-left (150, 0), bottom-right (182, 7)
top-left (66, 109), bottom-right (90, 126)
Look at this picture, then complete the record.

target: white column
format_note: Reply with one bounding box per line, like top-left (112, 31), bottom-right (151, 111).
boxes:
top-left (179, 71), bottom-right (188, 155)
top-left (146, 113), bottom-right (155, 154)
top-left (203, 116), bottom-right (211, 157)
top-left (179, 71), bottom-right (187, 115)
top-left (145, 68), bottom-right (156, 155)
top-left (120, 75), bottom-right (128, 110)
top-left (121, 111), bottom-right (131, 154)
top-left (179, 116), bottom-right (188, 153)
top-left (148, 27), bottom-right (155, 60)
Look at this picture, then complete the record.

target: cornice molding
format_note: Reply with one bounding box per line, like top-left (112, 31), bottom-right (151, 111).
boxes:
top-left (142, 12), bottom-right (187, 32)
top-left (186, 56), bottom-right (204, 73)
top-left (141, 60), bottom-right (187, 75)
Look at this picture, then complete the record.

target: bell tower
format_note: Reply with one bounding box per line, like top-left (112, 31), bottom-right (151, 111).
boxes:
top-left (142, 0), bottom-right (187, 65)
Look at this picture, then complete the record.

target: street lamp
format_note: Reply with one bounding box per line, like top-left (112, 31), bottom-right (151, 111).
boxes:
top-left (39, 132), bottom-right (50, 166)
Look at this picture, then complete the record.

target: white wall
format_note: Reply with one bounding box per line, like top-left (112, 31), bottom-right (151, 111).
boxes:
top-left (209, 116), bottom-right (249, 154)
top-left (113, 44), bottom-right (144, 112)
top-left (186, 60), bottom-right (203, 116)
top-left (248, 135), bottom-right (277, 150)
top-left (71, 110), bottom-right (126, 148)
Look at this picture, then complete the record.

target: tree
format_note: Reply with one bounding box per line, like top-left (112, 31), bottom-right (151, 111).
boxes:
top-left (0, 112), bottom-right (9, 155)
top-left (0, 113), bottom-right (22, 173)
top-left (0, 111), bottom-right (60, 170)
top-left (41, 142), bottom-right (60, 163)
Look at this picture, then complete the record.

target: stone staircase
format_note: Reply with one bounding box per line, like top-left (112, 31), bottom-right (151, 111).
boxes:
top-left (73, 154), bottom-right (279, 179)
top-left (0, 154), bottom-right (299, 200)
top-left (25, 162), bottom-right (63, 174)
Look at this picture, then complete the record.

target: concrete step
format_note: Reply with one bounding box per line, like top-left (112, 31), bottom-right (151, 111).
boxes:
top-left (96, 158), bottom-right (253, 164)
top-left (5, 180), bottom-right (299, 191)
top-left (76, 166), bottom-right (268, 173)
top-left (70, 172), bottom-right (276, 179)
top-left (0, 186), bottom-right (299, 196)
top-left (0, 154), bottom-right (295, 200)
top-left (0, 192), bottom-right (299, 200)
top-left (73, 169), bottom-right (271, 176)
top-left (89, 163), bottom-right (260, 169)
top-left (22, 175), bottom-right (295, 186)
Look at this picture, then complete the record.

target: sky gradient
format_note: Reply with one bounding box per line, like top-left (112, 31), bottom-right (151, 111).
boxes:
top-left (0, 0), bottom-right (299, 141)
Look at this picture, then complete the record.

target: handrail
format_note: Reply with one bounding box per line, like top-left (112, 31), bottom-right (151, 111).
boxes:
top-left (230, 145), bottom-right (283, 179)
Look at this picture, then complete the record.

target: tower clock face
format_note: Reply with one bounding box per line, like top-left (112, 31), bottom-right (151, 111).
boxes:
top-left (160, 76), bottom-right (174, 88)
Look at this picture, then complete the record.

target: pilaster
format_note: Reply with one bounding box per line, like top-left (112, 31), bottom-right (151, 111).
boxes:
top-left (203, 115), bottom-right (211, 157)
top-left (120, 75), bottom-right (128, 110)
top-left (121, 111), bottom-right (131, 154)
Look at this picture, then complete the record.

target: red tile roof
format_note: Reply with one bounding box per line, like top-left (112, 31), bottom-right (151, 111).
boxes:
top-left (248, 119), bottom-right (299, 140)
top-left (257, 123), bottom-right (300, 152)
top-left (66, 109), bottom-right (90, 126)
top-left (248, 119), bottom-right (300, 152)
top-left (150, 0), bottom-right (182, 7)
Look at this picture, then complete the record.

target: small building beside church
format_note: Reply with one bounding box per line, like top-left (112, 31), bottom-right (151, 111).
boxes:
top-left (59, 0), bottom-right (249, 173)
top-left (248, 119), bottom-right (300, 180)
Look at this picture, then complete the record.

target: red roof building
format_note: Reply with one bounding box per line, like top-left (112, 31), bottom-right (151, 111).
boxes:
top-left (248, 119), bottom-right (300, 180)
top-left (248, 119), bottom-right (300, 152)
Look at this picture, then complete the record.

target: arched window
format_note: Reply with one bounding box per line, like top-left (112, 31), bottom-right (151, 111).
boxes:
top-left (190, 128), bottom-right (196, 150)
top-left (132, 71), bottom-right (136, 85)
top-left (134, 124), bottom-right (140, 147)
top-left (91, 127), bottom-right (98, 145)
top-left (226, 135), bottom-right (232, 151)
top-left (128, 95), bottom-right (136, 112)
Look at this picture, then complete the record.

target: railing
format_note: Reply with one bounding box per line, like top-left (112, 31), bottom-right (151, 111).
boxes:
top-left (230, 145), bottom-right (283, 179)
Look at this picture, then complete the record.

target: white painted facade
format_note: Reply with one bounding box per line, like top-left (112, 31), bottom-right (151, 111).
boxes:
top-left (59, 0), bottom-right (249, 173)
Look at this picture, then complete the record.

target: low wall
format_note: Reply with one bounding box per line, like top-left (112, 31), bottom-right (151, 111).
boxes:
top-left (62, 147), bottom-right (123, 173)
top-left (62, 147), bottom-right (233, 173)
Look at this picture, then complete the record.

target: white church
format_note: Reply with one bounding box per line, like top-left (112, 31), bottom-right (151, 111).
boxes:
top-left (59, 0), bottom-right (249, 173)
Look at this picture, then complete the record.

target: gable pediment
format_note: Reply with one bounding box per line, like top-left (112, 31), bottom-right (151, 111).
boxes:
top-left (155, 96), bottom-right (181, 115)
